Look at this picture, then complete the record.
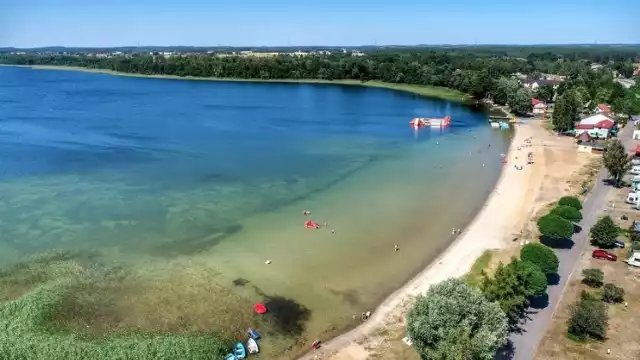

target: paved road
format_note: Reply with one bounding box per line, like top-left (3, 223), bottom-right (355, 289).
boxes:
top-left (503, 129), bottom-right (633, 360)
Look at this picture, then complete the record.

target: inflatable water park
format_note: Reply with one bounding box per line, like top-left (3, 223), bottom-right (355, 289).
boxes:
top-left (409, 116), bottom-right (452, 129)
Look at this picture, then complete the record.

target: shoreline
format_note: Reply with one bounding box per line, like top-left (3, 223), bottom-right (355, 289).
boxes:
top-left (0, 64), bottom-right (471, 103)
top-left (2, 62), bottom-right (509, 358)
top-left (299, 120), bottom-right (530, 359)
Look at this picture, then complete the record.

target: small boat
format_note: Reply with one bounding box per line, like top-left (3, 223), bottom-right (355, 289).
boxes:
top-left (234, 342), bottom-right (246, 359)
top-left (224, 354), bottom-right (236, 360)
top-left (248, 328), bottom-right (261, 340)
top-left (247, 338), bottom-right (259, 354)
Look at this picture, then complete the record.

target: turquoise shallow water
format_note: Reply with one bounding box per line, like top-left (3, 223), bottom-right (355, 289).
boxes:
top-left (0, 67), bottom-right (510, 354)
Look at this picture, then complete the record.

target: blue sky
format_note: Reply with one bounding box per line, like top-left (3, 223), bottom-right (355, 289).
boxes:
top-left (2, 0), bottom-right (638, 47)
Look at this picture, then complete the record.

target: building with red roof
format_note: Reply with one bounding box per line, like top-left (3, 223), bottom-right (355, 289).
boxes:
top-left (594, 104), bottom-right (612, 114)
top-left (531, 98), bottom-right (547, 115)
top-left (575, 113), bottom-right (616, 139)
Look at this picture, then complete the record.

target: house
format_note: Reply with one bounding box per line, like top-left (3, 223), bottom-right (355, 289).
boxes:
top-left (531, 99), bottom-right (547, 115)
top-left (594, 104), bottom-right (612, 114)
top-left (522, 79), bottom-right (560, 91)
top-left (590, 63), bottom-right (604, 71)
top-left (574, 113), bottom-right (616, 138)
top-left (575, 132), bottom-right (606, 153)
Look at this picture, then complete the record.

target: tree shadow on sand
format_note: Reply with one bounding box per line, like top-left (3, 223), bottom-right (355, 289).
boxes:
top-left (540, 235), bottom-right (574, 250)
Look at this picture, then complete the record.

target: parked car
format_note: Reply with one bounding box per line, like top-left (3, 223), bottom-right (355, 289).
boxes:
top-left (592, 249), bottom-right (617, 261)
top-left (614, 240), bottom-right (626, 248)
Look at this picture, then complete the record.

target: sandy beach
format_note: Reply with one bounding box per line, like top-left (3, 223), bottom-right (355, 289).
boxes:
top-left (300, 118), bottom-right (592, 360)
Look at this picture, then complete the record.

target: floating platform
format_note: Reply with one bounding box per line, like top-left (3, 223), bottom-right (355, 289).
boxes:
top-left (410, 116), bottom-right (451, 128)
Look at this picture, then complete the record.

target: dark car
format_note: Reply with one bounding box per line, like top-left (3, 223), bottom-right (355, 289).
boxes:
top-left (613, 240), bottom-right (626, 248)
top-left (592, 249), bottom-right (617, 261)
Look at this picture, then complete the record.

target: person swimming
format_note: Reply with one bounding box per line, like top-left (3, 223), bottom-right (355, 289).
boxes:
top-left (302, 210), bottom-right (311, 216)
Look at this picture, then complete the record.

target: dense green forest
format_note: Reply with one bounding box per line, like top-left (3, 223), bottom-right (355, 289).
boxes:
top-left (1, 47), bottom-right (638, 118)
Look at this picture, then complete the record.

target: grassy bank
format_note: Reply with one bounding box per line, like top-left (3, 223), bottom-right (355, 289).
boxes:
top-left (1, 64), bottom-right (470, 102)
top-left (0, 250), bottom-right (306, 360)
top-left (461, 250), bottom-right (494, 288)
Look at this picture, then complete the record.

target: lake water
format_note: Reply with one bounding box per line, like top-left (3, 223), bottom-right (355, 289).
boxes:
top-left (0, 66), bottom-right (509, 357)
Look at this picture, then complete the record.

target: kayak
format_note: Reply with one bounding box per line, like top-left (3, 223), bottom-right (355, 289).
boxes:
top-left (248, 328), bottom-right (261, 340)
top-left (234, 342), bottom-right (246, 359)
top-left (247, 338), bottom-right (259, 354)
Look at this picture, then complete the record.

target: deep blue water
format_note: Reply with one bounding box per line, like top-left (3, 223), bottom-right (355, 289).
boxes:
top-left (0, 66), bottom-right (496, 261)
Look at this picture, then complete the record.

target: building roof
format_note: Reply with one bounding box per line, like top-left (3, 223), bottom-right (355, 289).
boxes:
top-left (575, 119), bottom-right (615, 130)
top-left (523, 79), bottom-right (558, 86)
top-left (597, 104), bottom-right (612, 113)
top-left (532, 98), bottom-right (544, 106)
top-left (580, 113), bottom-right (615, 126)
top-left (576, 132), bottom-right (593, 141)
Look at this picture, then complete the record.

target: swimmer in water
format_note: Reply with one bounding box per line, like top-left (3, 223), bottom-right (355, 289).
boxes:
top-left (302, 210), bottom-right (311, 216)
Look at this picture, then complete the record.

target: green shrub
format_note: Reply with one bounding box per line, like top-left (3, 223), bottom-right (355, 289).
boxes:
top-left (481, 258), bottom-right (548, 325)
top-left (567, 290), bottom-right (608, 340)
top-left (520, 243), bottom-right (559, 275)
top-left (602, 283), bottom-right (625, 303)
top-left (537, 214), bottom-right (574, 240)
top-left (550, 205), bottom-right (583, 222)
top-left (558, 196), bottom-right (582, 211)
top-left (582, 268), bottom-right (604, 288)
top-left (590, 216), bottom-right (619, 248)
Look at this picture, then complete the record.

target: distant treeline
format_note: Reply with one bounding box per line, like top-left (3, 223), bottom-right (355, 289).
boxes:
top-left (3, 45), bottom-right (640, 62)
top-left (0, 48), bottom-right (637, 102)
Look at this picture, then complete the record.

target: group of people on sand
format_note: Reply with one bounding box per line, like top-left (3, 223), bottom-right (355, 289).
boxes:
top-left (512, 136), bottom-right (534, 171)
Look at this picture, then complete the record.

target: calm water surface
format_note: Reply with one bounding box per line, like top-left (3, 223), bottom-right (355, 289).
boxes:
top-left (0, 67), bottom-right (509, 356)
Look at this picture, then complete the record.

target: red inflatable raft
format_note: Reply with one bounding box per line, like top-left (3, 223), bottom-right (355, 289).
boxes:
top-left (304, 220), bottom-right (321, 229)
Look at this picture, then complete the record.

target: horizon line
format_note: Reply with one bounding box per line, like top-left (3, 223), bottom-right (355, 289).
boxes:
top-left (3, 43), bottom-right (640, 50)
